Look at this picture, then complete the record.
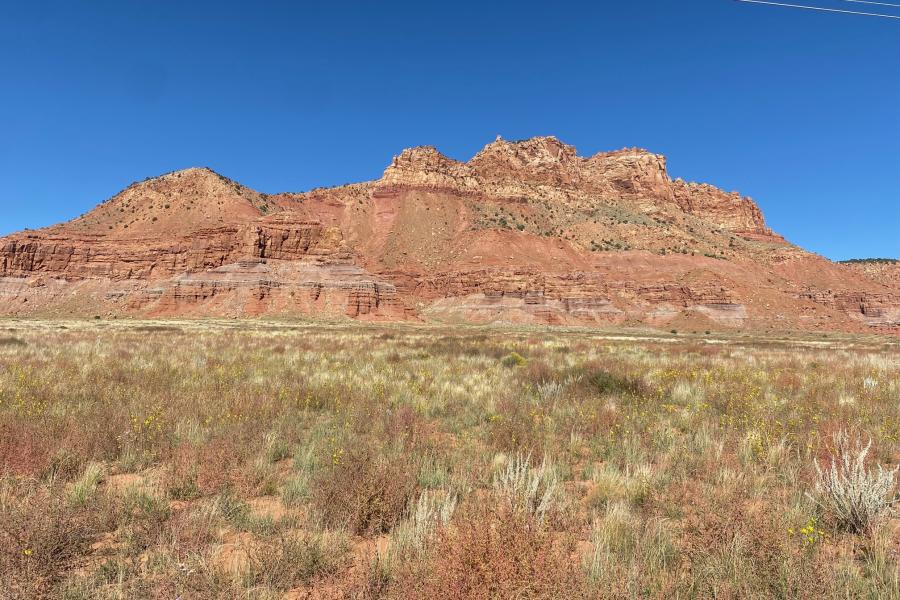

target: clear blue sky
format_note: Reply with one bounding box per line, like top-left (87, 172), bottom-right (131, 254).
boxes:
top-left (2, 0), bottom-right (898, 260)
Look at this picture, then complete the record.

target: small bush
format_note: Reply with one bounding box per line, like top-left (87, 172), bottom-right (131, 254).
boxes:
top-left (493, 454), bottom-right (560, 523)
top-left (500, 352), bottom-right (527, 368)
top-left (164, 439), bottom-right (244, 498)
top-left (809, 430), bottom-right (899, 534)
top-left (311, 446), bottom-right (419, 535)
top-left (245, 531), bottom-right (349, 591)
top-left (0, 483), bottom-right (99, 597)
top-left (487, 398), bottom-right (547, 454)
top-left (43, 449), bottom-right (84, 483)
top-left (115, 488), bottom-right (172, 552)
top-left (588, 370), bottom-right (643, 397)
top-left (0, 420), bottom-right (54, 477)
top-left (391, 491), bottom-right (458, 560)
top-left (388, 503), bottom-right (587, 598)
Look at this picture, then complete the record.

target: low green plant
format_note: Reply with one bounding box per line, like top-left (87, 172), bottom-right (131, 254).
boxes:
top-left (501, 352), bottom-right (527, 368)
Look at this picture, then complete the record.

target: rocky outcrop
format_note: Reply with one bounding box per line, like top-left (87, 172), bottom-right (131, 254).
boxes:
top-left (380, 136), bottom-right (768, 236)
top-left (128, 260), bottom-right (407, 319)
top-left (246, 216), bottom-right (351, 262)
top-left (672, 180), bottom-right (768, 234)
top-left (798, 289), bottom-right (900, 327)
top-left (0, 229), bottom-right (244, 280)
top-left (842, 261), bottom-right (900, 288)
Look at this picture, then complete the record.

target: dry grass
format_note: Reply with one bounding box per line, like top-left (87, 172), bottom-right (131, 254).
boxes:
top-left (0, 319), bottom-right (898, 598)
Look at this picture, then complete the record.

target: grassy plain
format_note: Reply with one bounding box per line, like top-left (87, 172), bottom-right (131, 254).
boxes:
top-left (0, 319), bottom-right (898, 599)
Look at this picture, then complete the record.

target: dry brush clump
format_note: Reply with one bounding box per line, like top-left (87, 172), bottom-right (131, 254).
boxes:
top-left (0, 479), bottom-right (106, 598)
top-left (310, 443), bottom-right (420, 536)
top-left (243, 530), bottom-right (350, 591)
top-left (380, 502), bottom-right (588, 599)
top-left (809, 429), bottom-right (899, 534)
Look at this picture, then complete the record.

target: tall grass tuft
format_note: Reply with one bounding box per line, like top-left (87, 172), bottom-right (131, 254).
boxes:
top-left (493, 454), bottom-right (559, 523)
top-left (809, 430), bottom-right (899, 534)
top-left (391, 490), bottom-right (458, 559)
top-left (68, 462), bottom-right (104, 508)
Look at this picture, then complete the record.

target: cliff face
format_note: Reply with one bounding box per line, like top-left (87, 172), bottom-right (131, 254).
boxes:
top-left (672, 180), bottom-right (767, 234)
top-left (381, 137), bottom-right (769, 235)
top-left (0, 136), bottom-right (896, 331)
top-left (1, 229), bottom-right (244, 280)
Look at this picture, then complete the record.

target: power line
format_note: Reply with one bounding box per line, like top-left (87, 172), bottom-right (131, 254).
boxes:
top-left (734, 0), bottom-right (900, 19)
top-left (842, 0), bottom-right (900, 7)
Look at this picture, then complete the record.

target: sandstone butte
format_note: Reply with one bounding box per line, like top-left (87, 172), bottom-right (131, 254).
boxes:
top-left (1, 136), bottom-right (898, 333)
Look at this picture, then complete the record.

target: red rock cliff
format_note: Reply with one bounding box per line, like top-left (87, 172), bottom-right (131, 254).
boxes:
top-left (0, 136), bottom-right (895, 331)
